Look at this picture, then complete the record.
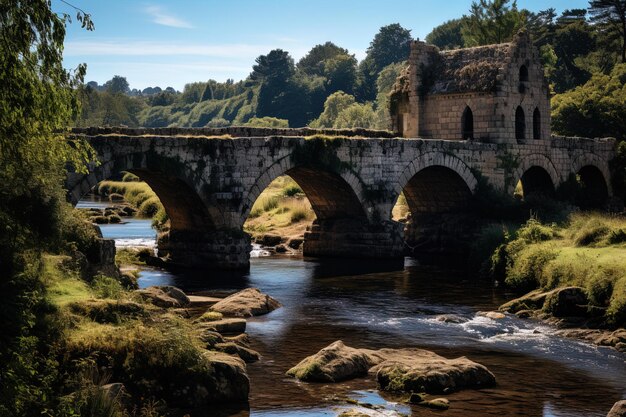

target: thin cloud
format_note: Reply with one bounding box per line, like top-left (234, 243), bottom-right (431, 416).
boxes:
top-left (145, 5), bottom-right (194, 29)
top-left (64, 40), bottom-right (309, 59)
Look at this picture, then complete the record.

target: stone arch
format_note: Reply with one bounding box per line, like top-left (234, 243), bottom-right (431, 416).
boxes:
top-left (533, 107), bottom-right (541, 140)
top-left (67, 152), bottom-right (220, 233)
top-left (461, 106), bottom-right (474, 140)
top-left (515, 106), bottom-right (525, 141)
top-left (392, 152), bottom-right (478, 219)
top-left (511, 154), bottom-right (559, 197)
top-left (571, 153), bottom-right (612, 196)
top-left (577, 165), bottom-right (609, 209)
top-left (240, 156), bottom-right (372, 225)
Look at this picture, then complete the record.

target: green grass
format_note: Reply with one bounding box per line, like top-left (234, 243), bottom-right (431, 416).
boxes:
top-left (44, 255), bottom-right (94, 306)
top-left (494, 213), bottom-right (626, 326)
top-left (196, 311), bottom-right (223, 322)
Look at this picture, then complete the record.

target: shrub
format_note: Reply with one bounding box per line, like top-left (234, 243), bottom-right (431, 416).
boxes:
top-left (138, 196), bottom-right (161, 217)
top-left (607, 276), bottom-right (626, 326)
top-left (91, 275), bottom-right (125, 300)
top-left (516, 218), bottom-right (555, 243)
top-left (122, 171), bottom-right (140, 182)
top-left (107, 215), bottom-right (121, 224)
top-left (607, 229), bottom-right (626, 244)
top-left (470, 223), bottom-right (512, 275)
top-left (505, 245), bottom-right (557, 292)
top-left (572, 218), bottom-right (610, 247)
top-left (196, 311), bottom-right (223, 322)
top-left (283, 184), bottom-right (303, 197)
top-left (290, 207), bottom-right (309, 223)
top-left (586, 271), bottom-right (615, 307)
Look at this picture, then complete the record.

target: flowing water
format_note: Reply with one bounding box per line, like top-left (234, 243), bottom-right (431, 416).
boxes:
top-left (84, 199), bottom-right (626, 417)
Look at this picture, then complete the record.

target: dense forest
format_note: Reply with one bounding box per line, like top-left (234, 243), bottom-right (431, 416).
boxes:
top-left (77, 0), bottom-right (626, 140)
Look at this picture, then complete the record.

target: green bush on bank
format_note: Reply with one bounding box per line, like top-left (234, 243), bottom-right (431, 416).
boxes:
top-left (491, 213), bottom-right (626, 326)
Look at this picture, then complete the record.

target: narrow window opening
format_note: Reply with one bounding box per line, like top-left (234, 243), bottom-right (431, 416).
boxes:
top-left (533, 107), bottom-right (541, 140)
top-left (515, 106), bottom-right (525, 141)
top-left (461, 106), bottom-right (473, 140)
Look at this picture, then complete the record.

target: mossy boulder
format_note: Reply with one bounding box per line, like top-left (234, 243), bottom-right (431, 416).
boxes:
top-left (373, 349), bottom-right (496, 394)
top-left (210, 288), bottom-right (281, 318)
top-left (135, 285), bottom-right (190, 308)
top-left (499, 289), bottom-right (550, 313)
top-left (286, 340), bottom-right (496, 394)
top-left (542, 286), bottom-right (588, 317)
top-left (286, 340), bottom-right (378, 382)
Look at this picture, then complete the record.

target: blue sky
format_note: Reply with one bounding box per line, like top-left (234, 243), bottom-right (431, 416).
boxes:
top-left (55, 0), bottom-right (590, 91)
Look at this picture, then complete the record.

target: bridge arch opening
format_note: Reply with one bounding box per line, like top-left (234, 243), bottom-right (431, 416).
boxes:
top-left (576, 165), bottom-right (609, 209)
top-left (515, 106), bottom-right (525, 141)
top-left (516, 166), bottom-right (555, 200)
top-left (69, 164), bottom-right (222, 267)
top-left (461, 106), bottom-right (474, 140)
top-left (395, 165), bottom-right (473, 260)
top-left (244, 167), bottom-right (369, 254)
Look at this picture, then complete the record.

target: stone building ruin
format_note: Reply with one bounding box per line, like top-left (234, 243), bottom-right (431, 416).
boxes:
top-left (390, 30), bottom-right (550, 143)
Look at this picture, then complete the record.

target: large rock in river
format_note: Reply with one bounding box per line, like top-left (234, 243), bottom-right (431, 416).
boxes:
top-left (373, 348), bottom-right (496, 394)
top-left (211, 288), bottom-right (281, 317)
top-left (286, 340), bottom-right (496, 394)
top-left (608, 400), bottom-right (626, 417)
top-left (286, 340), bottom-right (379, 382)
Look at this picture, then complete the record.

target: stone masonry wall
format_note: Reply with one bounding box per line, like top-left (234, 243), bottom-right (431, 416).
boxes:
top-left (66, 130), bottom-right (616, 268)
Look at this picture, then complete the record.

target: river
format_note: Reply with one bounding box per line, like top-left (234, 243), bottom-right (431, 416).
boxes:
top-left (84, 199), bottom-right (626, 417)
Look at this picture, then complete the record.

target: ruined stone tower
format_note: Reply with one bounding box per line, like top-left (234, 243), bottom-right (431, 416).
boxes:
top-left (390, 30), bottom-right (550, 144)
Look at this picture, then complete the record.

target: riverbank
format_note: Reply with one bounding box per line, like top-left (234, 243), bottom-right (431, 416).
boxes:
top-left (491, 212), bottom-right (626, 351)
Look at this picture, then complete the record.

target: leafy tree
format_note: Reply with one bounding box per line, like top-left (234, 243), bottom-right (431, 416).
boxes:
top-left (297, 42), bottom-right (351, 75)
top-left (526, 8), bottom-right (557, 47)
top-left (589, 0), bottom-right (626, 63)
top-left (244, 117), bottom-right (289, 128)
top-left (357, 24), bottom-right (412, 101)
top-left (366, 23), bottom-right (412, 74)
top-left (322, 54), bottom-right (358, 94)
top-left (552, 63), bottom-right (626, 140)
top-left (425, 18), bottom-right (466, 49)
top-left (181, 82), bottom-right (206, 104)
top-left (550, 11), bottom-right (596, 92)
top-left (374, 62), bottom-right (405, 130)
top-left (251, 49), bottom-right (295, 120)
top-left (103, 75), bottom-right (130, 94)
top-left (0, 1), bottom-right (95, 414)
top-left (250, 49), bottom-right (295, 84)
top-left (334, 102), bottom-right (377, 129)
top-left (309, 91), bottom-right (356, 128)
top-left (461, 0), bottom-right (527, 46)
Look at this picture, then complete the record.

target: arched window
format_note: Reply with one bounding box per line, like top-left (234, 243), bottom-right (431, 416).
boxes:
top-left (519, 65), bottom-right (529, 82)
top-left (515, 106), bottom-right (525, 141)
top-left (533, 107), bottom-right (541, 140)
top-left (461, 106), bottom-right (473, 140)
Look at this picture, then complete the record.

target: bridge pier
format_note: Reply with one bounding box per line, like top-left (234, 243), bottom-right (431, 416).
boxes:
top-left (157, 230), bottom-right (251, 270)
top-left (303, 219), bottom-right (405, 259)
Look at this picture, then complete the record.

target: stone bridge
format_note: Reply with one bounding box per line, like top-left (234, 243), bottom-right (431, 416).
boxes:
top-left (66, 127), bottom-right (616, 270)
